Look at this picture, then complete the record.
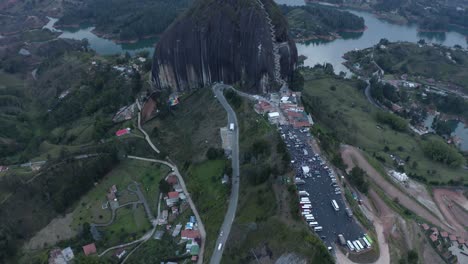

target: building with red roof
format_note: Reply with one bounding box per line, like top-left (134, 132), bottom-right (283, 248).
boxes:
top-left (429, 234), bottom-right (438, 243)
top-left (254, 101), bottom-right (273, 114)
top-left (181, 229), bottom-right (200, 240)
top-left (440, 231), bottom-right (448, 238)
top-left (166, 175), bottom-right (178, 185)
top-left (82, 243), bottom-right (97, 256)
top-left (421, 223), bottom-right (430, 231)
top-left (292, 120), bottom-right (311, 128)
top-left (166, 191), bottom-right (180, 206)
top-left (431, 227), bottom-right (439, 235)
top-left (115, 128), bottom-right (130, 137)
top-left (457, 238), bottom-right (465, 245)
top-left (168, 192), bottom-right (179, 199)
top-left (449, 234), bottom-right (457, 241)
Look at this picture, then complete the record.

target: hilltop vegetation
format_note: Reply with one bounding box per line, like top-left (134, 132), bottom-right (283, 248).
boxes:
top-left (319, 0), bottom-right (468, 32)
top-left (279, 4), bottom-right (365, 40)
top-left (57, 0), bottom-right (193, 41)
top-left (346, 41), bottom-right (468, 92)
top-left (301, 65), bottom-right (467, 184)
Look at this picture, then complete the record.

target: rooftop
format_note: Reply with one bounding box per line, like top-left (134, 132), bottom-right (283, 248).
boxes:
top-left (82, 243), bottom-right (97, 256)
top-left (168, 191), bottom-right (179, 199)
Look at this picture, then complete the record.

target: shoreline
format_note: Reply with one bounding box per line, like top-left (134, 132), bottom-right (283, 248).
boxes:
top-left (294, 26), bottom-right (367, 42)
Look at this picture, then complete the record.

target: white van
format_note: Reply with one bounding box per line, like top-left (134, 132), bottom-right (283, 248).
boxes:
top-left (217, 243), bottom-right (223, 251)
top-left (314, 226), bottom-right (323, 232)
top-left (309, 221), bottom-right (319, 227)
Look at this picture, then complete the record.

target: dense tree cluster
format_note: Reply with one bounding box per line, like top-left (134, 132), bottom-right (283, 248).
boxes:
top-left (422, 138), bottom-right (464, 168)
top-left (348, 167), bottom-right (369, 194)
top-left (58, 0), bottom-right (193, 41)
top-left (375, 111), bottom-right (408, 132)
top-left (280, 4), bottom-right (365, 37)
top-left (0, 152), bottom-right (119, 262)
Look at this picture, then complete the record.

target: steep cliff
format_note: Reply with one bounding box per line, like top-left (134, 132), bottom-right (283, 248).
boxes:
top-left (151, 0), bottom-right (298, 94)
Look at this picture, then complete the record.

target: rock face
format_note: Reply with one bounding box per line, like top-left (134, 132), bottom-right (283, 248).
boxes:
top-left (152, 0), bottom-right (298, 94)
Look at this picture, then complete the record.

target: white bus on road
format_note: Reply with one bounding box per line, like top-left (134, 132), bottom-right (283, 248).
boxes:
top-left (331, 199), bottom-right (339, 211)
top-left (347, 240), bottom-right (355, 251)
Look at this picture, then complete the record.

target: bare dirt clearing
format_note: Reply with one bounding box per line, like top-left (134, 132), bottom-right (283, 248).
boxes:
top-left (24, 213), bottom-right (76, 250)
top-left (433, 188), bottom-right (468, 239)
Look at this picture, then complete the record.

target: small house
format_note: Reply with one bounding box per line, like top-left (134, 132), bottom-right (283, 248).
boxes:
top-left (82, 243), bottom-right (97, 256)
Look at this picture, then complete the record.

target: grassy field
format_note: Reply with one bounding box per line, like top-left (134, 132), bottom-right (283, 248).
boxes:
top-left (71, 159), bottom-right (169, 242)
top-left (302, 73), bottom-right (467, 184)
top-left (185, 159), bottom-right (228, 261)
top-left (144, 88), bottom-right (227, 164)
top-left (102, 204), bottom-right (151, 246)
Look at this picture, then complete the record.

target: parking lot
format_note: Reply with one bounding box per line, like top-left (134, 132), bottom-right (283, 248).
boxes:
top-left (279, 125), bottom-right (366, 251)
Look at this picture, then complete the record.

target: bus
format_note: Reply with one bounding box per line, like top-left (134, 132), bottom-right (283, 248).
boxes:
top-left (346, 240), bottom-right (355, 251)
top-left (314, 226), bottom-right (323, 232)
top-left (300, 200), bottom-right (311, 204)
top-left (364, 234), bottom-right (373, 244)
top-left (362, 237), bottom-right (372, 248)
top-left (356, 240), bottom-right (364, 250)
top-left (301, 204), bottom-right (312, 209)
top-left (331, 200), bottom-right (339, 211)
top-left (353, 241), bottom-right (361, 251)
top-left (359, 238), bottom-right (367, 248)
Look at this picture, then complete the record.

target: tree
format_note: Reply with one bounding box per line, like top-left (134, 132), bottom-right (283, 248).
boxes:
top-left (290, 69), bottom-right (304, 91)
top-left (0, 226), bottom-right (16, 262)
top-left (158, 178), bottom-right (171, 194)
top-left (206, 147), bottom-right (224, 160)
top-left (348, 167), bottom-right (369, 194)
top-left (422, 139), bottom-right (463, 168)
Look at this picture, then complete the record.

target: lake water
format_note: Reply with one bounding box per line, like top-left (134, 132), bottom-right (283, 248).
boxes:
top-left (274, 1), bottom-right (468, 74)
top-left (43, 17), bottom-right (157, 56)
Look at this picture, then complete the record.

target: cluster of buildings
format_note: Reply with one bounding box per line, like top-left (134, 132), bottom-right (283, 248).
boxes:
top-left (161, 175), bottom-right (201, 261)
top-left (103, 184), bottom-right (119, 210)
top-left (112, 104), bottom-right (136, 123)
top-left (0, 165), bottom-right (8, 172)
top-left (254, 89), bottom-right (313, 128)
top-left (48, 247), bottom-right (74, 264)
top-left (421, 223), bottom-right (468, 264)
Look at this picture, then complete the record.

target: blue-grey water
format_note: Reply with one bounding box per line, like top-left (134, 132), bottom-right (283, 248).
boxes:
top-left (43, 17), bottom-right (157, 56)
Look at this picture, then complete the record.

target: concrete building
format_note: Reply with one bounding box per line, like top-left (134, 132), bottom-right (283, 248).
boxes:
top-left (268, 112), bottom-right (280, 124)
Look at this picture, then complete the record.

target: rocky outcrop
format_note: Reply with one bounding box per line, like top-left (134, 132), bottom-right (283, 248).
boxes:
top-left (151, 0), bottom-right (297, 94)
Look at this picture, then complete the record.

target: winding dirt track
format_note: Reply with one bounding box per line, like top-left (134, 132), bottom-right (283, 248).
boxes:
top-left (340, 145), bottom-right (452, 232)
top-left (433, 189), bottom-right (468, 239)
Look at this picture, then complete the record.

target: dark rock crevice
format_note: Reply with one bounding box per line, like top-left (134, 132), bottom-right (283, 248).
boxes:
top-left (151, 0), bottom-right (297, 94)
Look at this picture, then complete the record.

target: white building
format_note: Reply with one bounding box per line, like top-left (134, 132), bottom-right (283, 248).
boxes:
top-left (268, 112), bottom-right (280, 124)
top-left (302, 166), bottom-right (310, 174)
top-left (389, 170), bottom-right (408, 182)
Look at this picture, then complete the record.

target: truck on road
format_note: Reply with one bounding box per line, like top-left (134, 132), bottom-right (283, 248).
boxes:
top-left (229, 123), bottom-right (235, 131)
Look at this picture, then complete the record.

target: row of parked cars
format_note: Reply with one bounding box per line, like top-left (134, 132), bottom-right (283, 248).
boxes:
top-left (299, 191), bottom-right (323, 233)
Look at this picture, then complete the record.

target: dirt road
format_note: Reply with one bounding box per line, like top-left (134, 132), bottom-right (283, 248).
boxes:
top-left (340, 145), bottom-right (452, 231)
top-left (336, 193), bottom-right (390, 264)
top-left (433, 188), bottom-right (468, 239)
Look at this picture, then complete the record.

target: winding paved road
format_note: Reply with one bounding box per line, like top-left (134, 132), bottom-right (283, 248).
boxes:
top-left (127, 155), bottom-right (207, 264)
top-left (210, 84), bottom-right (240, 264)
